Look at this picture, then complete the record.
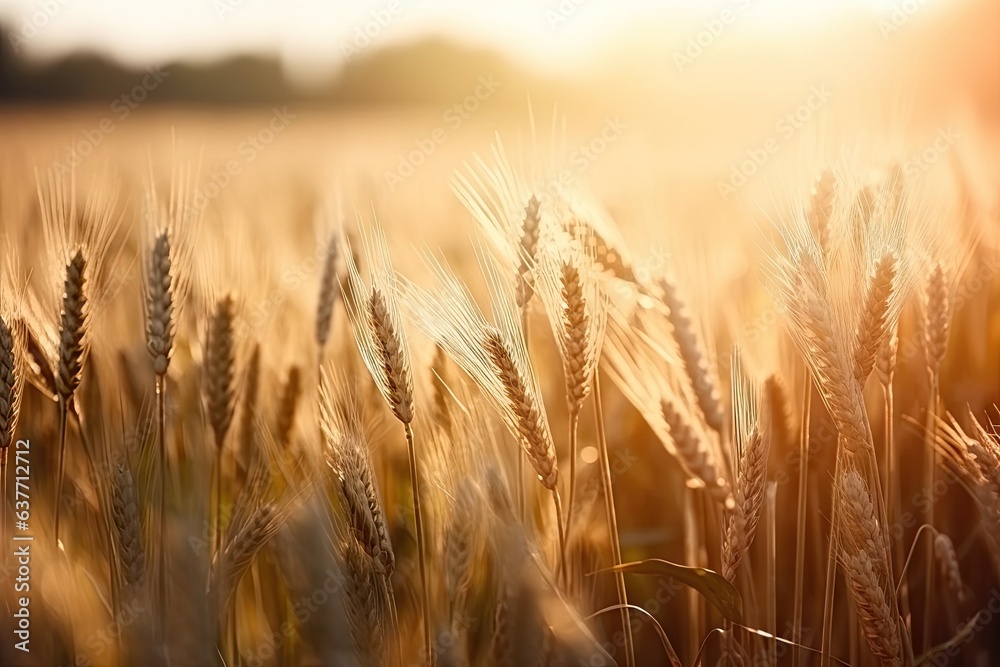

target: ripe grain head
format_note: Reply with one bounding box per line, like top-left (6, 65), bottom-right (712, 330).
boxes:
top-left (342, 216), bottom-right (414, 425)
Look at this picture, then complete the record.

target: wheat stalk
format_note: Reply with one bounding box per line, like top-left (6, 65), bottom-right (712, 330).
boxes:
top-left (205, 294), bottom-right (236, 562)
top-left (54, 248), bottom-right (87, 542)
top-left (275, 365), bottom-right (301, 450)
top-left (921, 260), bottom-right (951, 649)
top-left (763, 373), bottom-right (793, 452)
top-left (342, 220), bottom-right (432, 663)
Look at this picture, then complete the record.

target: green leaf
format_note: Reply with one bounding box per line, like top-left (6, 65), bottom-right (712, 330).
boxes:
top-left (603, 558), bottom-right (744, 623)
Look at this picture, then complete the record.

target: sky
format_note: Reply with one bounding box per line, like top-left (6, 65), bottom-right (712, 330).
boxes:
top-left (1, 0), bottom-right (953, 83)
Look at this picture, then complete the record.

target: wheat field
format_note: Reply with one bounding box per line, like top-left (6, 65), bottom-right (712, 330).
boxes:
top-left (0, 103), bottom-right (999, 667)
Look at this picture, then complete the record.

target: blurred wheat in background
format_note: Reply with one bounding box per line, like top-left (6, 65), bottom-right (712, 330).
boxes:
top-left (0, 0), bottom-right (999, 665)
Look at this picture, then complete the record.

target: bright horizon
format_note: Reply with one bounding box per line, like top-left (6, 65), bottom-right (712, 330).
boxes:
top-left (1, 0), bottom-right (956, 84)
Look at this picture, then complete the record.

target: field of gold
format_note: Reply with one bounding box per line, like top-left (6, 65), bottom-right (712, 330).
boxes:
top-left (0, 107), bottom-right (999, 666)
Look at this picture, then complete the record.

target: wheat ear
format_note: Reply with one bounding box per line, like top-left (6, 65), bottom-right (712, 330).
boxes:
top-left (146, 230), bottom-right (174, 377)
top-left (112, 458), bottom-right (147, 589)
top-left (324, 422), bottom-right (395, 578)
top-left (723, 363), bottom-right (771, 583)
top-left (429, 344), bottom-right (452, 435)
top-left (661, 398), bottom-right (731, 504)
top-left (0, 315), bottom-right (23, 550)
top-left (876, 328), bottom-right (898, 390)
top-left (237, 344), bottom-right (261, 483)
top-left (484, 327), bottom-right (558, 490)
top-left (659, 275), bottom-right (725, 434)
top-left (342, 538), bottom-right (386, 666)
top-left (0, 316), bottom-right (22, 451)
top-left (854, 252), bottom-right (898, 383)
top-left (444, 478), bottom-right (477, 628)
top-left (514, 194), bottom-right (541, 308)
top-left (923, 262), bottom-right (950, 375)
top-left (723, 426), bottom-right (770, 582)
top-left (491, 570), bottom-right (514, 667)
top-left (808, 169), bottom-right (836, 258)
top-left (56, 248), bottom-right (87, 401)
top-left (835, 467), bottom-right (903, 666)
top-left (205, 295), bottom-right (236, 448)
top-left (214, 503), bottom-right (282, 610)
top-left (367, 287), bottom-right (413, 424)
top-left (315, 233), bottom-right (340, 361)
top-left (933, 533), bottom-right (965, 603)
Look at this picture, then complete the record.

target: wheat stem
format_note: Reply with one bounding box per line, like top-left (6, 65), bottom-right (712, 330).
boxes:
top-left (552, 487), bottom-right (569, 591)
top-left (922, 373), bottom-right (939, 653)
top-left (593, 370), bottom-right (634, 667)
top-left (883, 375), bottom-right (911, 634)
top-left (792, 369), bottom-right (811, 667)
top-left (156, 374), bottom-right (167, 618)
top-left (55, 398), bottom-right (69, 544)
top-left (565, 409), bottom-right (580, 541)
top-left (516, 307), bottom-right (529, 523)
top-left (820, 441), bottom-right (843, 667)
top-left (404, 422), bottom-right (433, 667)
